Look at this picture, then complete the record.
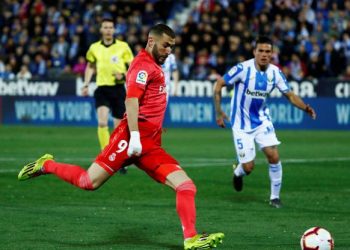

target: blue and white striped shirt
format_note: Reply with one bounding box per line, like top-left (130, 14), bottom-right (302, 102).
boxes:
top-left (161, 54), bottom-right (178, 86)
top-left (223, 59), bottom-right (290, 131)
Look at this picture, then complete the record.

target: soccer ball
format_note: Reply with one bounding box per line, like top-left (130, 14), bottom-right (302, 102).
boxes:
top-left (300, 227), bottom-right (334, 250)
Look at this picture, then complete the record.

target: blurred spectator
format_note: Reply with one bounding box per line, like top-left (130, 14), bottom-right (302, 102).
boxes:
top-left (68, 35), bottom-right (80, 62)
top-left (342, 33), bottom-right (350, 64)
top-left (3, 64), bottom-right (15, 80)
top-left (72, 56), bottom-right (87, 76)
top-left (30, 54), bottom-right (47, 78)
top-left (215, 55), bottom-right (228, 75)
top-left (340, 64), bottom-right (350, 80)
top-left (178, 56), bottom-right (193, 80)
top-left (321, 41), bottom-right (345, 77)
top-left (49, 50), bottom-right (66, 77)
top-left (192, 52), bottom-right (209, 81)
top-left (288, 53), bottom-right (307, 81)
top-left (142, 2), bottom-right (160, 26)
top-left (207, 67), bottom-right (220, 83)
top-left (307, 52), bottom-right (325, 79)
top-left (16, 65), bottom-right (32, 80)
top-left (62, 64), bottom-right (75, 78)
top-left (1, 0), bottom-right (350, 80)
top-left (0, 58), bottom-right (5, 78)
top-left (51, 35), bottom-right (69, 59)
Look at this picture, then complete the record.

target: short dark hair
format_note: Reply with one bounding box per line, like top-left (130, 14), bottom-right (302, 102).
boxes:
top-left (149, 23), bottom-right (175, 38)
top-left (101, 18), bottom-right (114, 26)
top-left (254, 36), bottom-right (273, 49)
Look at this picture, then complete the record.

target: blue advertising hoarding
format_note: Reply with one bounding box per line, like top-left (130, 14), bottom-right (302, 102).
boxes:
top-left (1, 96), bottom-right (349, 129)
top-left (164, 97), bottom-right (349, 129)
top-left (2, 96), bottom-right (97, 126)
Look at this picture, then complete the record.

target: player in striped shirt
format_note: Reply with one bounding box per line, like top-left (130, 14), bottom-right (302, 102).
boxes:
top-left (162, 53), bottom-right (180, 99)
top-left (213, 36), bottom-right (316, 208)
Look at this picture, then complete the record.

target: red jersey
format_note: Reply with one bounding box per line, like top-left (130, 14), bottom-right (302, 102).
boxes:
top-left (126, 49), bottom-right (167, 128)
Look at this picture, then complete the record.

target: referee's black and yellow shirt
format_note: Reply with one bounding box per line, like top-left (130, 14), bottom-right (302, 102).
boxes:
top-left (86, 39), bottom-right (134, 86)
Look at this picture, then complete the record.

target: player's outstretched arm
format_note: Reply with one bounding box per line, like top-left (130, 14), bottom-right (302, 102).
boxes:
top-left (284, 91), bottom-right (317, 119)
top-left (213, 77), bottom-right (229, 127)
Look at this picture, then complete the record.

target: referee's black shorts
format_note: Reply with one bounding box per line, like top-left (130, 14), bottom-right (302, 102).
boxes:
top-left (94, 84), bottom-right (126, 119)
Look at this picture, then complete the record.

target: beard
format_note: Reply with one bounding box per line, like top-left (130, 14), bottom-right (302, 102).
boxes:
top-left (152, 44), bottom-right (167, 65)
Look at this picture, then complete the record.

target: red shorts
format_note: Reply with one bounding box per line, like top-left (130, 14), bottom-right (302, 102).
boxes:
top-left (95, 119), bottom-right (180, 183)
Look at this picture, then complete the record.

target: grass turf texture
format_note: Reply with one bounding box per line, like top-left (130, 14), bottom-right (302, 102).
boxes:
top-left (0, 126), bottom-right (349, 249)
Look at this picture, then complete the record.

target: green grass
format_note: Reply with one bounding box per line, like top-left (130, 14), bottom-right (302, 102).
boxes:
top-left (1, 126), bottom-right (350, 250)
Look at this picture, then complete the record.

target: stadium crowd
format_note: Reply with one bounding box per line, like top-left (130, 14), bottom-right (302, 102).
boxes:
top-left (1, 0), bottom-right (350, 82)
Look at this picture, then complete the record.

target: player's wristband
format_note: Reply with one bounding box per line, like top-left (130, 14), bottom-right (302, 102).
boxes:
top-left (130, 131), bottom-right (140, 138)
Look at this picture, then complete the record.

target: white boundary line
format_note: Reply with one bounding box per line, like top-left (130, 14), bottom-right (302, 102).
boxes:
top-left (1, 157), bottom-right (349, 173)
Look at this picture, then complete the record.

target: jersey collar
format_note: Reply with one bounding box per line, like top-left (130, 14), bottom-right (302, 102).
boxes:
top-left (253, 59), bottom-right (270, 73)
top-left (101, 39), bottom-right (116, 48)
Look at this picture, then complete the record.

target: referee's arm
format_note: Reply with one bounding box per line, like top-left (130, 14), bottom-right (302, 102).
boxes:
top-left (82, 62), bottom-right (95, 96)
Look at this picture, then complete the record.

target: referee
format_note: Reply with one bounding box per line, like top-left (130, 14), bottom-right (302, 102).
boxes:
top-left (82, 18), bottom-right (134, 151)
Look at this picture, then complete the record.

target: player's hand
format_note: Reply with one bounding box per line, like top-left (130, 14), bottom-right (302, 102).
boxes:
top-left (115, 72), bottom-right (125, 81)
top-left (305, 104), bottom-right (316, 119)
top-left (216, 111), bottom-right (229, 128)
top-left (81, 84), bottom-right (89, 96)
top-left (127, 131), bottom-right (142, 157)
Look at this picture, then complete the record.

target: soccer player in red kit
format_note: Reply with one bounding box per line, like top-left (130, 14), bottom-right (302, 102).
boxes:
top-left (18, 24), bottom-right (224, 250)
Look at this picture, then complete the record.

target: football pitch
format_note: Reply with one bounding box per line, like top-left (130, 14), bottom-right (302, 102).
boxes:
top-left (1, 126), bottom-right (349, 250)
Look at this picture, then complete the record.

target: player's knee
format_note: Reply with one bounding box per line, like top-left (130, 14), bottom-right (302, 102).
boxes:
top-left (243, 162), bottom-right (254, 174)
top-left (176, 180), bottom-right (197, 195)
top-left (98, 122), bottom-right (108, 128)
top-left (267, 155), bottom-right (280, 164)
top-left (90, 181), bottom-right (101, 190)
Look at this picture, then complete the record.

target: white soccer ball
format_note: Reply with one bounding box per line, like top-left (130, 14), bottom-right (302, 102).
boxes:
top-left (300, 227), bottom-right (334, 250)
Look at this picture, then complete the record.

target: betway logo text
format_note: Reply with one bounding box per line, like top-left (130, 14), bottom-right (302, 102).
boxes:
top-left (0, 79), bottom-right (59, 96)
top-left (246, 89), bottom-right (268, 98)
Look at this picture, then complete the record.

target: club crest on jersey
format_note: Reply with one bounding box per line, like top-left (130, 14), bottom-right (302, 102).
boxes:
top-left (111, 56), bottom-right (119, 63)
top-left (228, 64), bottom-right (243, 76)
top-left (108, 153), bottom-right (116, 161)
top-left (136, 70), bottom-right (148, 84)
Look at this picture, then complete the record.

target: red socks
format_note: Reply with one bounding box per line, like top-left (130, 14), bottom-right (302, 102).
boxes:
top-left (43, 160), bottom-right (93, 190)
top-left (42, 160), bottom-right (197, 238)
top-left (176, 180), bottom-right (197, 239)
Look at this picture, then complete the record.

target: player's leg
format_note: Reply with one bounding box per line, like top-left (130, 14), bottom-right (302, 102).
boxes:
top-left (137, 147), bottom-right (224, 249)
top-left (95, 86), bottom-right (111, 150)
top-left (138, 154), bottom-right (198, 239)
top-left (166, 170), bottom-right (197, 238)
top-left (18, 155), bottom-right (111, 190)
top-left (111, 85), bottom-right (127, 174)
top-left (97, 105), bottom-right (110, 150)
top-left (262, 146), bottom-right (283, 208)
top-left (18, 119), bottom-right (131, 190)
top-left (256, 123), bottom-right (282, 208)
top-left (111, 84), bottom-right (126, 129)
top-left (165, 170), bottom-right (224, 249)
top-left (232, 129), bottom-right (256, 191)
top-left (44, 161), bottom-right (111, 190)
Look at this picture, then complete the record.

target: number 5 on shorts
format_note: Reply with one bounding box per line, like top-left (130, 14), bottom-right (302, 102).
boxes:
top-left (236, 139), bottom-right (243, 150)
